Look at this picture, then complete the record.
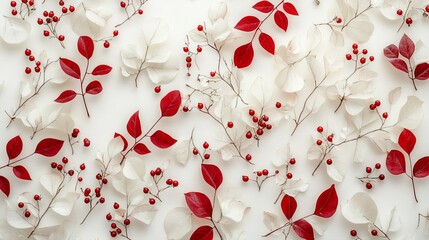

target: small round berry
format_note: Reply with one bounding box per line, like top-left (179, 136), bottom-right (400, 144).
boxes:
top-left (276, 102), bottom-right (282, 108)
top-left (375, 163), bottom-right (381, 169)
top-left (183, 47), bottom-right (189, 52)
top-left (62, 157), bottom-right (68, 164)
top-left (336, 17), bottom-right (342, 23)
top-left (248, 109), bottom-right (255, 116)
top-left (203, 142), bottom-right (209, 149)
top-left (327, 134), bottom-right (333, 142)
top-left (58, 35), bottom-right (65, 41)
top-left (84, 197), bottom-right (90, 203)
top-left (379, 174), bottom-right (385, 180)
top-left (43, 30), bottom-right (50, 37)
top-left (78, 177), bottom-right (83, 182)
top-left (353, 49), bottom-right (359, 54)
top-left (362, 49), bottom-right (368, 55)
top-left (25, 49), bottom-right (31, 56)
top-left (52, 16), bottom-right (59, 22)
top-left (104, 41), bottom-right (110, 48)
top-left (366, 167), bottom-right (372, 173)
top-left (397, 9), bottom-right (403, 15)
top-left (369, 56), bottom-right (374, 61)
top-left (286, 173), bottom-right (293, 179)
top-left (18, 202), bottom-right (24, 208)
top-left (317, 126), bottom-right (324, 133)
top-left (124, 219), bottom-right (130, 225)
top-left (406, 18), bottom-right (413, 26)
top-left (10, 1), bottom-right (17, 7)
top-left (374, 100), bottom-right (381, 107)
top-left (120, 1), bottom-right (126, 8)
top-left (155, 168), bottom-right (162, 175)
top-left (258, 121), bottom-right (266, 128)
top-left (72, 128), bottom-right (79, 137)
top-left (25, 67), bottom-right (31, 74)
top-left (371, 229), bottom-right (377, 236)
top-left (84, 188), bottom-right (91, 196)
top-left (34, 67), bottom-right (40, 73)
top-left (111, 223), bottom-right (117, 229)
top-left (95, 187), bottom-right (101, 194)
top-left (262, 115), bottom-right (269, 121)
top-left (256, 171), bottom-right (262, 177)
top-left (360, 57), bottom-right (366, 64)
top-left (43, 11), bottom-right (49, 17)
top-left (289, 158), bottom-right (296, 164)
top-left (51, 162), bottom-right (57, 169)
top-left (68, 170), bottom-right (74, 176)
top-left (113, 30), bottom-right (119, 37)
top-left (34, 194), bottom-right (40, 201)
top-left (48, 11), bottom-right (54, 18)
top-left (106, 213), bottom-right (112, 220)
top-left (143, 187), bottom-right (149, 193)
top-left (62, 7), bottom-right (68, 13)
top-left (196, 46), bottom-right (202, 52)
top-left (204, 153), bottom-right (210, 159)
top-left (352, 43), bottom-right (358, 49)
top-left (366, 182), bottom-right (372, 189)
top-left (262, 169), bottom-right (269, 176)
top-left (246, 131), bottom-right (252, 139)
top-left (245, 154), bottom-right (252, 161)
top-left (252, 116), bottom-right (258, 123)
top-left (113, 202), bottom-right (119, 209)
top-left (80, 163), bottom-right (86, 170)
top-left (172, 180), bottom-right (179, 187)
top-left (256, 129), bottom-right (264, 135)
top-left (24, 211), bottom-right (31, 218)
top-left (83, 138), bottom-right (90, 147)
top-left (350, 230), bottom-right (357, 237)
top-left (166, 179), bottom-right (173, 185)
top-left (36, 61), bottom-right (41, 66)
top-left (110, 231), bottom-right (117, 238)
top-left (197, 103), bottom-right (204, 109)
top-left (37, 18), bottom-right (43, 25)
top-left (210, 71), bottom-right (216, 77)
top-left (138, 9), bottom-right (143, 14)
top-left (150, 170), bottom-right (155, 176)
top-left (369, 104), bottom-right (376, 110)
top-left (197, 25), bottom-right (203, 31)
top-left (116, 228), bottom-right (122, 234)
top-left (186, 56), bottom-right (192, 63)
top-left (227, 121), bottom-right (234, 128)
top-left (186, 62), bottom-right (192, 68)
top-left (57, 164), bottom-right (63, 171)
top-left (192, 148), bottom-right (199, 155)
top-left (326, 159), bottom-right (333, 165)
top-left (316, 140), bottom-right (323, 145)
top-left (154, 86), bottom-right (161, 93)
top-left (426, 5), bottom-right (429, 12)
top-left (275, 170), bottom-right (279, 174)
top-left (149, 198), bottom-right (156, 205)
top-left (266, 124), bottom-right (272, 130)
top-left (182, 106), bottom-right (189, 112)
top-left (242, 175), bottom-right (249, 182)
top-left (99, 197), bottom-right (105, 204)
top-left (346, 54), bottom-right (352, 60)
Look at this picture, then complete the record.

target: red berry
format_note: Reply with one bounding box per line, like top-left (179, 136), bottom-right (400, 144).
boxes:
top-left (276, 102), bottom-right (282, 108)
top-left (317, 126), bottom-right (323, 133)
top-left (104, 41), bottom-right (110, 48)
top-left (406, 18), bottom-right (413, 26)
top-left (57, 164), bottom-right (63, 171)
top-left (183, 47), bottom-right (189, 52)
top-left (25, 48), bottom-right (31, 56)
top-left (186, 62), bottom-right (192, 68)
top-left (110, 231), bottom-right (117, 237)
top-left (149, 198), bottom-right (155, 205)
top-left (336, 17), bottom-right (342, 23)
top-left (426, 5), bottom-right (429, 12)
top-left (80, 163), bottom-right (86, 170)
top-left (316, 140), bottom-right (322, 145)
top-left (120, 1), bottom-right (126, 8)
top-left (172, 180), bottom-right (179, 187)
top-left (203, 142), bottom-right (209, 149)
top-left (252, 116), bottom-right (258, 123)
top-left (362, 49), bottom-right (368, 55)
top-left (154, 86), bottom-right (161, 93)
top-left (113, 30), bottom-right (119, 37)
top-left (204, 153), bottom-right (210, 159)
top-left (374, 100), bottom-right (381, 107)
top-left (256, 129), bottom-right (263, 135)
top-left (113, 202), bottom-right (119, 209)
top-left (83, 138), bottom-right (90, 147)
top-left (360, 57), bottom-right (366, 64)
top-left (197, 46), bottom-right (202, 52)
top-left (18, 202), bottom-right (24, 208)
top-left (346, 54), bottom-right (352, 60)
top-left (366, 182), bottom-right (372, 189)
top-left (397, 9), bottom-right (403, 15)
top-left (68, 170), bottom-right (74, 176)
top-left (48, 11), bottom-right (54, 18)
top-left (10, 1), bottom-right (17, 7)
top-left (262, 169), bottom-right (269, 176)
top-left (242, 175), bottom-right (249, 182)
top-left (258, 121), bottom-right (266, 128)
top-left (289, 158), bottom-right (296, 164)
top-left (192, 148), bottom-right (199, 155)
top-left (379, 174), bottom-right (385, 180)
top-left (37, 18), bottom-right (43, 25)
top-left (51, 162), bottom-right (57, 168)
top-left (350, 230), bottom-right (357, 237)
top-left (186, 56), bottom-right (192, 63)
top-left (166, 179), bottom-right (173, 185)
top-left (246, 131), bottom-right (252, 139)
top-left (143, 187), bottom-right (149, 193)
top-left (366, 167), bottom-right (372, 173)
top-left (124, 219), bottom-right (130, 225)
top-left (58, 35), bottom-right (65, 41)
top-left (275, 170), bottom-right (279, 174)
top-left (111, 223), bottom-right (117, 229)
top-left (72, 128), bottom-right (79, 136)
top-left (24, 211), bottom-right (31, 218)
top-left (136, 9), bottom-right (143, 15)
top-left (150, 170), bottom-right (155, 176)
top-left (369, 56), bottom-right (374, 61)
top-left (53, 16), bottom-right (59, 22)
top-left (84, 188), bottom-right (91, 196)
top-left (155, 168), bottom-right (162, 175)
top-left (25, 67), bottom-right (31, 74)
top-left (352, 43), bottom-right (358, 49)
top-left (353, 49), bottom-right (359, 54)
top-left (62, 7), bottom-right (68, 13)
top-left (62, 157), bottom-right (68, 164)
top-left (326, 159), bottom-right (333, 165)
top-left (197, 25), bottom-right (203, 31)
top-left (43, 11), bottom-right (49, 17)
top-left (262, 115), bottom-right (269, 121)
top-left (34, 67), bottom-right (40, 73)
top-left (327, 134), bottom-right (333, 142)
top-left (182, 106), bottom-right (189, 112)
top-left (78, 177), bottom-right (83, 182)
top-left (256, 171), bottom-right (262, 177)
top-left (106, 213), bottom-right (112, 220)
top-left (197, 103), bottom-right (204, 109)
top-left (371, 229), bottom-right (377, 236)
top-left (227, 121), bottom-right (234, 128)
top-left (245, 154), bottom-right (252, 161)
top-left (248, 109), bottom-right (255, 116)
top-left (369, 104), bottom-right (376, 110)
top-left (116, 228), bottom-right (122, 234)
top-left (266, 124), bottom-right (272, 130)
top-left (286, 173), bottom-right (293, 179)
top-left (84, 197), bottom-right (90, 203)
top-left (210, 71), bottom-right (216, 77)
top-left (375, 163), bottom-right (381, 169)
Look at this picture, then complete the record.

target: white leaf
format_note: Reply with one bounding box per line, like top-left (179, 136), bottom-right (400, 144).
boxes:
top-left (281, 178), bottom-right (309, 197)
top-left (146, 65), bottom-right (178, 84)
top-left (218, 188), bottom-right (249, 223)
top-left (307, 145), bottom-right (323, 161)
top-left (272, 143), bottom-right (290, 167)
top-left (263, 212), bottom-right (283, 235)
top-left (336, 0), bottom-right (355, 22)
top-left (5, 200), bottom-right (33, 229)
top-left (368, 131), bottom-right (394, 153)
top-left (174, 140), bottom-right (190, 166)
top-left (326, 157), bottom-right (347, 182)
top-left (343, 15), bottom-right (374, 43)
top-left (210, 19), bottom-right (231, 44)
top-left (143, 19), bottom-right (169, 45)
top-left (0, 79), bottom-right (3, 91)
top-left (388, 87), bottom-right (401, 106)
top-left (329, 29), bottom-right (344, 47)
top-left (51, 192), bottom-right (79, 216)
top-left (131, 205), bottom-right (157, 224)
top-left (306, 216), bottom-right (329, 235)
top-left (250, 77), bottom-right (273, 108)
top-left (342, 192), bottom-right (378, 224)
top-left (208, 2), bottom-right (227, 23)
top-left (123, 157), bottom-right (146, 181)
top-left (380, 0), bottom-right (407, 20)
top-left (39, 173), bottom-right (62, 196)
top-left (305, 93), bottom-right (326, 114)
top-left (276, 65), bottom-right (305, 93)
top-left (0, 17), bottom-right (31, 44)
top-left (71, 3), bottom-right (112, 37)
top-left (121, 44), bottom-right (144, 70)
top-left (164, 207), bottom-right (192, 240)
top-left (108, 137), bottom-right (124, 158)
top-left (189, 29), bottom-right (206, 42)
top-left (380, 207), bottom-right (401, 232)
top-left (146, 45), bottom-right (171, 64)
top-left (396, 96), bottom-right (424, 129)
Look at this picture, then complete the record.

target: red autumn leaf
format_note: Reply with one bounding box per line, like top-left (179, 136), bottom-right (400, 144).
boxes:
top-left (258, 32), bottom-right (275, 55)
top-left (399, 34), bottom-right (415, 59)
top-left (13, 165), bottom-right (31, 180)
top-left (6, 135), bottom-right (23, 160)
top-left (160, 90), bottom-right (182, 117)
top-left (283, 2), bottom-right (299, 15)
top-left (134, 143), bottom-right (151, 155)
top-left (398, 128), bottom-right (416, 155)
top-left (92, 65), bottom-right (112, 76)
top-left (127, 111), bottom-right (142, 139)
top-left (234, 16), bottom-right (260, 32)
top-left (184, 192), bottom-right (213, 218)
top-left (234, 42), bottom-right (254, 69)
top-left (314, 184), bottom-right (338, 218)
top-left (389, 59), bottom-right (408, 73)
top-left (150, 130), bottom-right (177, 148)
top-left (59, 58), bottom-right (81, 79)
top-left (274, 10), bottom-right (288, 32)
top-left (0, 176), bottom-right (10, 197)
top-left (386, 150), bottom-right (406, 175)
top-left (114, 132), bottom-right (128, 151)
top-left (85, 81), bottom-right (103, 95)
top-left (54, 90), bottom-right (77, 103)
top-left (292, 219), bottom-right (314, 240)
top-left (414, 63), bottom-right (429, 80)
top-left (252, 1), bottom-right (274, 13)
top-left (34, 138), bottom-right (64, 157)
top-left (281, 194), bottom-right (297, 220)
top-left (413, 156), bottom-right (429, 178)
top-left (78, 36), bottom-right (94, 59)
top-left (201, 164), bottom-right (223, 190)
top-left (383, 44), bottom-right (399, 58)
top-left (190, 226), bottom-right (213, 240)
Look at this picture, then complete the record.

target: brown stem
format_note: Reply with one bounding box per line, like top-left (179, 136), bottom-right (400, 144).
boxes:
top-left (407, 154), bottom-right (418, 202)
top-left (0, 153), bottom-right (35, 170)
top-left (80, 59), bottom-right (91, 117)
top-left (115, 0), bottom-right (148, 28)
top-left (397, 1), bottom-right (412, 32)
top-left (262, 222), bottom-right (290, 237)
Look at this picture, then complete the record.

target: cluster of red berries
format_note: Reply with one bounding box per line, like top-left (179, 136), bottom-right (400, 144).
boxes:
top-left (315, 125), bottom-right (335, 147)
top-left (350, 228), bottom-right (379, 238)
top-left (246, 109), bottom-right (273, 141)
top-left (345, 44), bottom-right (374, 64)
top-left (10, 0), bottom-right (35, 17)
top-left (120, 1), bottom-right (144, 14)
top-left (182, 25), bottom-right (205, 75)
top-left (106, 203), bottom-right (131, 238)
top-left (242, 168), bottom-right (279, 182)
top-left (37, 2), bottom-right (75, 44)
top-left (369, 100), bottom-right (388, 117)
top-left (23, 48), bottom-right (42, 74)
top-left (145, 167), bottom-right (178, 205)
top-left (359, 163), bottom-right (385, 190)
top-left (17, 193), bottom-right (42, 218)
top-left (81, 167), bottom-right (108, 205)
top-left (192, 141), bottom-right (212, 160)
top-left (50, 156), bottom-right (76, 175)
top-left (70, 128), bottom-right (91, 147)
top-left (396, 9), bottom-right (413, 26)
top-left (102, 30), bottom-right (119, 49)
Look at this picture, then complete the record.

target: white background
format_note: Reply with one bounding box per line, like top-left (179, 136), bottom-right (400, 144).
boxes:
top-left (1, 0), bottom-right (429, 239)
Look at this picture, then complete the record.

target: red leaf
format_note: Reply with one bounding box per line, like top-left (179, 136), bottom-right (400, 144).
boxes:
top-left (383, 44), bottom-right (399, 58)
top-left (274, 10), bottom-right (288, 32)
top-left (150, 130), bottom-right (177, 148)
top-left (283, 2), bottom-right (299, 15)
top-left (85, 81), bottom-right (103, 95)
top-left (54, 90), bottom-right (77, 103)
top-left (281, 194), bottom-right (297, 220)
top-left (190, 226), bottom-right (213, 240)
top-left (314, 184), bottom-right (338, 218)
top-left (0, 176), bottom-right (10, 197)
top-left (114, 133), bottom-right (128, 151)
top-left (13, 165), bottom-right (31, 180)
top-left (258, 32), bottom-right (275, 55)
top-left (386, 150), bottom-right (406, 175)
top-left (398, 128), bottom-right (416, 155)
top-left (6, 136), bottom-right (23, 160)
top-left (59, 58), bottom-right (81, 79)
top-left (92, 64), bottom-right (112, 76)
top-left (399, 34), bottom-right (415, 59)
top-left (184, 192), bottom-right (213, 218)
top-left (34, 138), bottom-right (64, 157)
top-left (252, 1), bottom-right (274, 13)
top-left (127, 111), bottom-right (142, 139)
top-left (201, 164), bottom-right (223, 190)
top-left (234, 16), bottom-right (260, 32)
top-left (78, 36), bottom-right (94, 59)
top-left (234, 42), bottom-right (254, 69)
top-left (389, 59), bottom-right (408, 73)
top-left (292, 219), bottom-right (314, 240)
top-left (414, 63), bottom-right (429, 80)
top-left (134, 143), bottom-right (151, 155)
top-left (160, 90), bottom-right (182, 117)
top-left (413, 156), bottom-right (429, 178)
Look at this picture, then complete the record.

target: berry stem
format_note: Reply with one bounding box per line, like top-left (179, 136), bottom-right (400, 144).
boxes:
top-left (397, 1), bottom-right (413, 32)
top-left (0, 153), bottom-right (35, 170)
top-left (115, 0), bottom-right (148, 28)
top-left (80, 59), bottom-right (91, 118)
top-left (407, 154), bottom-right (419, 202)
top-left (372, 223), bottom-right (391, 240)
top-left (262, 222), bottom-right (290, 237)
top-left (407, 58), bottom-right (418, 91)
top-left (250, 0), bottom-right (285, 43)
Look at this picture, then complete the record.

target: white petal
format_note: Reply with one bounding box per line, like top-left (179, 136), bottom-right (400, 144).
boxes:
top-left (218, 188), bottom-right (249, 223)
top-left (146, 45), bottom-right (171, 64)
top-left (343, 15), bottom-right (374, 43)
top-left (208, 2), bottom-right (227, 23)
top-left (143, 19), bottom-right (169, 45)
top-left (272, 143), bottom-right (290, 167)
top-left (131, 205), bottom-right (157, 224)
top-left (307, 145), bottom-right (323, 161)
top-left (263, 212), bottom-right (283, 235)
top-left (108, 137), bottom-right (124, 158)
top-left (388, 87), bottom-right (402, 106)
top-left (342, 192), bottom-right (378, 224)
top-left (39, 173), bottom-right (62, 196)
top-left (282, 178), bottom-right (309, 197)
top-left (380, 207), bottom-right (401, 232)
top-left (329, 29), bottom-right (344, 47)
top-left (173, 140), bottom-right (190, 166)
top-left (123, 157), bottom-right (146, 181)
top-left (164, 207), bottom-right (192, 240)
top-left (51, 192), bottom-right (79, 216)
top-left (397, 96), bottom-right (423, 129)
top-left (121, 44), bottom-right (144, 70)
top-left (326, 157), bottom-right (347, 182)
top-left (0, 17), bottom-right (31, 44)
top-left (250, 77), bottom-right (273, 108)
top-left (146, 65), bottom-right (178, 84)
top-left (210, 19), bottom-right (231, 44)
top-left (276, 65), bottom-right (305, 93)
top-left (5, 200), bottom-right (33, 229)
